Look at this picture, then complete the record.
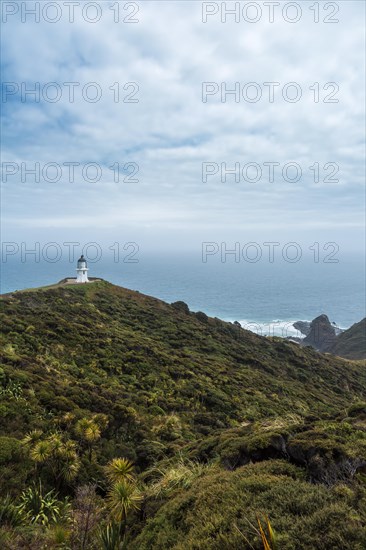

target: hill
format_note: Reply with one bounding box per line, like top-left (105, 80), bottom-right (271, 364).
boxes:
top-left (298, 314), bottom-right (365, 360)
top-left (328, 318), bottom-right (366, 360)
top-left (0, 281), bottom-right (365, 549)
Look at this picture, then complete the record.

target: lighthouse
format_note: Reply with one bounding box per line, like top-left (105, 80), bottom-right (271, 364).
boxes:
top-left (76, 255), bottom-right (89, 283)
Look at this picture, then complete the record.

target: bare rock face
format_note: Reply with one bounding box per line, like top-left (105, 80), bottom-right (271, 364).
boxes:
top-left (293, 321), bottom-right (311, 336)
top-left (302, 314), bottom-right (337, 352)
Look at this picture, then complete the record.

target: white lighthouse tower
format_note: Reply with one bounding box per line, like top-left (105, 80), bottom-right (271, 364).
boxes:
top-left (76, 255), bottom-right (89, 283)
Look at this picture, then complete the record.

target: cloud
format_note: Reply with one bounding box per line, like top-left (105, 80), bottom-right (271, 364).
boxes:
top-left (1, 1), bottom-right (365, 249)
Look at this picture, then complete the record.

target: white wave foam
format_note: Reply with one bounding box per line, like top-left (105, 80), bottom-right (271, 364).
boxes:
top-left (233, 319), bottom-right (310, 339)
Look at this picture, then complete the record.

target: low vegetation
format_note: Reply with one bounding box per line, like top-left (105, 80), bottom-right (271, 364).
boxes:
top-left (0, 281), bottom-right (365, 548)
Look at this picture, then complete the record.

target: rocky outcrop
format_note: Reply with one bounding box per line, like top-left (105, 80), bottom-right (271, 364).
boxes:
top-left (294, 319), bottom-right (344, 339)
top-left (171, 301), bottom-right (190, 314)
top-left (298, 315), bottom-right (365, 359)
top-left (293, 321), bottom-right (311, 336)
top-left (328, 318), bottom-right (366, 360)
top-left (302, 314), bottom-right (337, 352)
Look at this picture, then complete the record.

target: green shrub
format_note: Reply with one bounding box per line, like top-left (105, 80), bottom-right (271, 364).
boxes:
top-left (17, 483), bottom-right (70, 526)
top-left (0, 437), bottom-right (22, 464)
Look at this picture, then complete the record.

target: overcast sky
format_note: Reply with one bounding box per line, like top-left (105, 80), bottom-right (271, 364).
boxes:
top-left (1, 1), bottom-right (365, 253)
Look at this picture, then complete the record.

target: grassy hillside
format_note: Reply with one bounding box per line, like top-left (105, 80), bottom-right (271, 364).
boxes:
top-left (0, 281), bottom-right (365, 548)
top-left (329, 318), bottom-right (366, 360)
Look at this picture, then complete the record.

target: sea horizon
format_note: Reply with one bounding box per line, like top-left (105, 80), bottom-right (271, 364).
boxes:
top-left (2, 251), bottom-right (364, 333)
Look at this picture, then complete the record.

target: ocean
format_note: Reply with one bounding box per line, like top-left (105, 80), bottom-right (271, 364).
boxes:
top-left (1, 252), bottom-right (365, 337)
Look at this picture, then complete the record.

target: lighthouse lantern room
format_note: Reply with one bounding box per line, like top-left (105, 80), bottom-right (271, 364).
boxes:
top-left (76, 255), bottom-right (89, 283)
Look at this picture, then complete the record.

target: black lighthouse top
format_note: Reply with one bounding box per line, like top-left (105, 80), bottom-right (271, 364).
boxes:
top-left (77, 255), bottom-right (87, 268)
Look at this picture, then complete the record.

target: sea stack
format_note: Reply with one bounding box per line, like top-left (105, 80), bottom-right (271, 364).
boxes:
top-left (302, 314), bottom-right (337, 352)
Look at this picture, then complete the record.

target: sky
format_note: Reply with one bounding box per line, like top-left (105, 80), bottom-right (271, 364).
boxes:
top-left (1, 0), bottom-right (365, 255)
